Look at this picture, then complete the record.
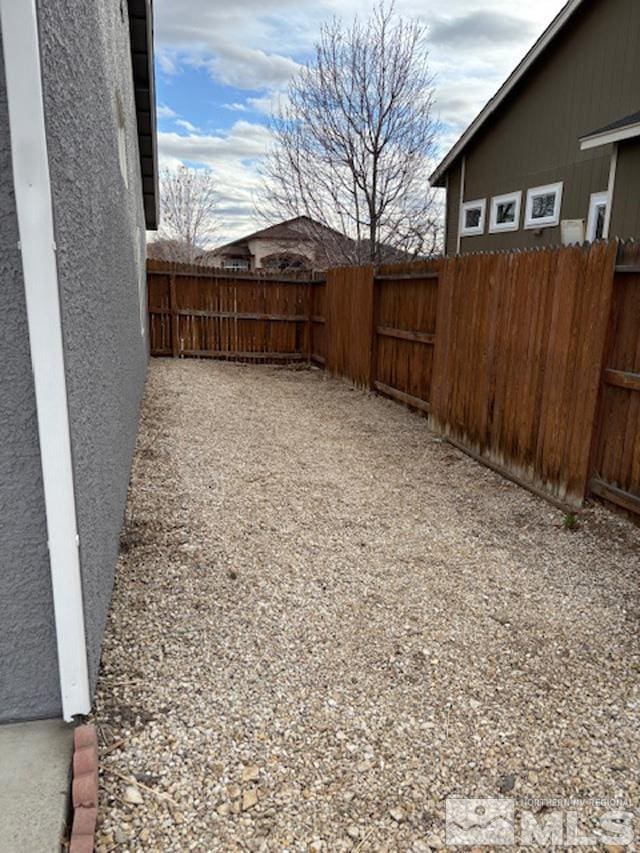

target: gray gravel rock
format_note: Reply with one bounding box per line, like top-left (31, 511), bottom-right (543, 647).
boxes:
top-left (93, 360), bottom-right (640, 851)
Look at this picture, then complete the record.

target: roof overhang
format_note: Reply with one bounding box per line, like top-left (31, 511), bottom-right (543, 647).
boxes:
top-left (214, 245), bottom-right (251, 257)
top-left (580, 119), bottom-right (640, 150)
top-left (128, 0), bottom-right (159, 229)
top-left (430, 0), bottom-right (586, 188)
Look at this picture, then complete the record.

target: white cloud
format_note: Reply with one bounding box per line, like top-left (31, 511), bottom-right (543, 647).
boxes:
top-left (175, 118), bottom-right (200, 133)
top-left (428, 10), bottom-right (537, 46)
top-left (222, 95), bottom-right (287, 116)
top-left (156, 47), bottom-right (180, 76)
top-left (159, 121), bottom-right (271, 164)
top-left (205, 46), bottom-right (301, 91)
top-left (157, 103), bottom-right (178, 119)
top-left (247, 95), bottom-right (280, 114)
top-left (154, 1), bottom-right (306, 90)
top-left (157, 121), bottom-right (273, 244)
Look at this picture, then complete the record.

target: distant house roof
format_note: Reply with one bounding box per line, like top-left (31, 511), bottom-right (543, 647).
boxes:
top-left (217, 243), bottom-right (251, 257)
top-left (430, 0), bottom-right (587, 187)
top-left (128, 0), bottom-right (159, 229)
top-left (208, 216), bottom-right (344, 257)
top-left (580, 110), bottom-right (640, 150)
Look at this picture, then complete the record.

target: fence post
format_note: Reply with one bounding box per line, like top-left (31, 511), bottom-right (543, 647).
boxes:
top-left (369, 267), bottom-right (379, 391)
top-left (307, 279), bottom-right (315, 364)
top-left (356, 264), bottom-right (376, 389)
top-left (169, 273), bottom-right (179, 358)
top-left (584, 238), bottom-right (625, 505)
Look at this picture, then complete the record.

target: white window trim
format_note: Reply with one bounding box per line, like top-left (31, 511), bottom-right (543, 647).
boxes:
top-left (459, 198), bottom-right (487, 237)
top-left (524, 182), bottom-right (563, 229)
top-left (222, 259), bottom-right (250, 271)
top-left (586, 191), bottom-right (608, 243)
top-left (489, 191), bottom-right (522, 233)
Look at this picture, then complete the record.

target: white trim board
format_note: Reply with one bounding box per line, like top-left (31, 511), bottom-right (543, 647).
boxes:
top-left (580, 121), bottom-right (640, 150)
top-left (430, 0), bottom-right (586, 187)
top-left (0, 0), bottom-right (91, 721)
top-left (603, 144), bottom-right (619, 239)
top-left (456, 156), bottom-right (467, 253)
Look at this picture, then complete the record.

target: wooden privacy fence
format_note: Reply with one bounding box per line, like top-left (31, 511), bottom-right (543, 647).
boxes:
top-left (429, 244), bottom-right (616, 508)
top-left (147, 259), bottom-right (326, 363)
top-left (322, 241), bottom-right (640, 516)
top-left (147, 241), bottom-right (640, 517)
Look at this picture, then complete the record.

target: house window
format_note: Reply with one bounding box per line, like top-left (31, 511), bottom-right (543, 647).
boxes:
top-left (223, 259), bottom-right (249, 271)
top-left (587, 191), bottom-right (608, 242)
top-left (525, 182), bottom-right (563, 229)
top-left (460, 199), bottom-right (486, 237)
top-left (489, 191), bottom-right (522, 233)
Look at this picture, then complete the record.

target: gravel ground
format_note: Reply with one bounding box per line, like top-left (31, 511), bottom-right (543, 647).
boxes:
top-left (94, 359), bottom-right (640, 852)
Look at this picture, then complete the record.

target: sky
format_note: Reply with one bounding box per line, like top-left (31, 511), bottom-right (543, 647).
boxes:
top-left (153, 0), bottom-right (568, 246)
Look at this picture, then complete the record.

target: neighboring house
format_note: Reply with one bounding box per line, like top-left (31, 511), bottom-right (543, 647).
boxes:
top-left (202, 216), bottom-right (350, 271)
top-left (0, 0), bottom-right (157, 723)
top-left (431, 0), bottom-right (640, 255)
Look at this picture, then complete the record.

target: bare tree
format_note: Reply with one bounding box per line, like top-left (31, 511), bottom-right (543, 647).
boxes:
top-left (261, 2), bottom-right (440, 265)
top-left (158, 165), bottom-right (218, 262)
top-left (146, 236), bottom-right (200, 263)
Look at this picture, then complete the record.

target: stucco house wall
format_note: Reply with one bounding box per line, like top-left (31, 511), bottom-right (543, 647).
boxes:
top-left (0, 36), bottom-right (60, 722)
top-left (0, 1), bottom-right (151, 722)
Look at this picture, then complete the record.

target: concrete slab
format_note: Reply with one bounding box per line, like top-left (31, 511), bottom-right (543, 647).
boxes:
top-left (0, 718), bottom-right (73, 853)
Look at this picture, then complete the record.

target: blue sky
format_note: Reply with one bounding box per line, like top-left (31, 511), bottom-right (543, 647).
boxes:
top-left (153, 0), bottom-right (568, 245)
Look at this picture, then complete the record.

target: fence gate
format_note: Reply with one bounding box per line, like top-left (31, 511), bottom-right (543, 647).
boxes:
top-left (589, 243), bottom-right (640, 517)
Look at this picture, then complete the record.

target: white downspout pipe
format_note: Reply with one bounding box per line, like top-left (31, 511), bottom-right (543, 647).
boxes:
top-left (603, 143), bottom-right (618, 240)
top-left (456, 156), bottom-right (466, 256)
top-left (0, 0), bottom-right (91, 720)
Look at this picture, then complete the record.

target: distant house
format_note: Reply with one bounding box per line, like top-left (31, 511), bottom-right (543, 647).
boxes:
top-left (0, 0), bottom-right (157, 722)
top-left (431, 0), bottom-right (640, 255)
top-left (202, 216), bottom-right (350, 271)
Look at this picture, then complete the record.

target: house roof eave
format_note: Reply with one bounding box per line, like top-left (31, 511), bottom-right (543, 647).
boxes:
top-left (128, 0), bottom-right (159, 230)
top-left (580, 111), bottom-right (640, 150)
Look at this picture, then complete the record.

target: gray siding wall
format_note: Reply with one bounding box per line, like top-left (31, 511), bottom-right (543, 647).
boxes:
top-left (37, 0), bottom-right (149, 696)
top-left (446, 0), bottom-right (640, 254)
top-left (0, 38), bottom-right (61, 723)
